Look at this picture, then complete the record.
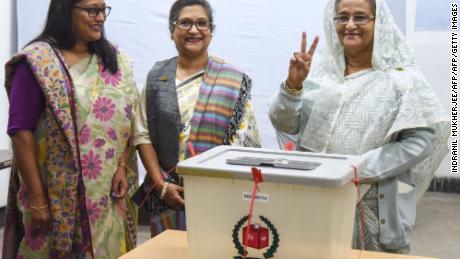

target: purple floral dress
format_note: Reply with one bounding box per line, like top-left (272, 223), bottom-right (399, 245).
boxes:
top-left (2, 42), bottom-right (139, 259)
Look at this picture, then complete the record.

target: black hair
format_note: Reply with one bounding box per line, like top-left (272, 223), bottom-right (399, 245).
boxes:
top-left (335, 0), bottom-right (376, 15)
top-left (30, 0), bottom-right (118, 73)
top-left (168, 0), bottom-right (215, 33)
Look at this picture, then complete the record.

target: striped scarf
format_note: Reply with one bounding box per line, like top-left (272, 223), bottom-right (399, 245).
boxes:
top-left (188, 56), bottom-right (243, 155)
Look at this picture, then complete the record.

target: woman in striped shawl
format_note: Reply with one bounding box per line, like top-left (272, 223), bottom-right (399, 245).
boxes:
top-left (133, 0), bottom-right (260, 237)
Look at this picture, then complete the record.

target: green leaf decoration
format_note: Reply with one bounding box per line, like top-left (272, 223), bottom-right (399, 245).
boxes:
top-left (231, 215), bottom-right (280, 259)
top-left (232, 215), bottom-right (249, 258)
top-left (260, 215), bottom-right (279, 258)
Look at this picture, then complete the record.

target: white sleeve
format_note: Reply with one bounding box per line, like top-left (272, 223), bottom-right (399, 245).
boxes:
top-left (133, 85), bottom-right (152, 146)
top-left (268, 82), bottom-right (304, 135)
top-left (360, 127), bottom-right (435, 183)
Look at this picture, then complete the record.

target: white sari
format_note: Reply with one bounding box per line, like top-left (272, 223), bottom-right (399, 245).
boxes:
top-left (300, 0), bottom-right (449, 198)
top-left (269, 0), bottom-right (449, 252)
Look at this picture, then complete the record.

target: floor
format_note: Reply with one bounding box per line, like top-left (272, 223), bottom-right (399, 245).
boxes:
top-left (409, 192), bottom-right (460, 259)
top-left (1, 192), bottom-right (459, 258)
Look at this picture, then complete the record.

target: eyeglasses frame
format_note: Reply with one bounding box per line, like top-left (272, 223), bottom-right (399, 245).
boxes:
top-left (73, 6), bottom-right (112, 18)
top-left (333, 14), bottom-right (375, 26)
top-left (173, 19), bottom-right (213, 32)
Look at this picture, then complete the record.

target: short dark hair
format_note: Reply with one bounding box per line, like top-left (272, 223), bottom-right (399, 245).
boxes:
top-left (30, 0), bottom-right (118, 73)
top-left (168, 0), bottom-right (215, 33)
top-left (335, 0), bottom-right (376, 15)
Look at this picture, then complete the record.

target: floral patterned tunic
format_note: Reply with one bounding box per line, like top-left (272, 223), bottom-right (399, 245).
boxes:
top-left (3, 42), bottom-right (139, 259)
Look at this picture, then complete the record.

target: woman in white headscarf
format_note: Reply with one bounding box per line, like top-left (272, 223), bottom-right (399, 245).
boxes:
top-left (269, 0), bottom-right (449, 254)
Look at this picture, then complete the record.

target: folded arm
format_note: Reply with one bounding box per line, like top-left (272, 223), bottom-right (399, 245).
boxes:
top-left (360, 127), bottom-right (435, 183)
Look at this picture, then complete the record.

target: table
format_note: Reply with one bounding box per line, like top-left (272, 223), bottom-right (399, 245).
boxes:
top-left (0, 150), bottom-right (12, 170)
top-left (119, 230), bottom-right (438, 259)
top-left (0, 150), bottom-right (12, 207)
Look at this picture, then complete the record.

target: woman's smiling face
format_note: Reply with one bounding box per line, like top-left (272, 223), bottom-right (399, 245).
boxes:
top-left (335, 0), bottom-right (375, 56)
top-left (72, 0), bottom-right (108, 44)
top-left (172, 5), bottom-right (212, 58)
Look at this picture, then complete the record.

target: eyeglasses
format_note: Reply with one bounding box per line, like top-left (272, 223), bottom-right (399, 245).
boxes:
top-left (173, 19), bottom-right (212, 31)
top-left (73, 6), bottom-right (112, 18)
top-left (333, 15), bottom-right (375, 26)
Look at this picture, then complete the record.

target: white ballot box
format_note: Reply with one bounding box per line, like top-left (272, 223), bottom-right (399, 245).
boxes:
top-left (176, 146), bottom-right (366, 259)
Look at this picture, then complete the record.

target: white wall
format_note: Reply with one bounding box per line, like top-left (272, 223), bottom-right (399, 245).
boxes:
top-left (0, 0), bottom-right (15, 207)
top-left (0, 0), bottom-right (15, 150)
top-left (406, 0), bottom-right (452, 177)
top-left (6, 0), bottom-right (454, 176)
top-left (14, 0), bottom-right (330, 152)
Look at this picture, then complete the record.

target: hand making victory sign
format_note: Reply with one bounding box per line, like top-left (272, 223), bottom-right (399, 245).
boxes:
top-left (286, 32), bottom-right (319, 90)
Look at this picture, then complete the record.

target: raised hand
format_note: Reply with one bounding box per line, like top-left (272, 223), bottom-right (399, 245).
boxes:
top-left (286, 32), bottom-right (319, 90)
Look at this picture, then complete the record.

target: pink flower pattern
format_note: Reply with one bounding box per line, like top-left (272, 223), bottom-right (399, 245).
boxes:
top-left (94, 138), bottom-right (106, 148)
top-left (92, 97), bottom-right (116, 122)
top-left (107, 128), bottom-right (118, 141)
top-left (13, 44), bottom-right (139, 258)
top-left (86, 198), bottom-right (102, 224)
top-left (79, 124), bottom-right (91, 145)
top-left (105, 148), bottom-right (115, 159)
top-left (99, 195), bottom-right (109, 208)
top-left (24, 222), bottom-right (47, 251)
top-left (18, 184), bottom-right (30, 209)
top-left (81, 150), bottom-right (103, 180)
top-left (99, 64), bottom-right (122, 87)
top-left (124, 104), bottom-right (133, 120)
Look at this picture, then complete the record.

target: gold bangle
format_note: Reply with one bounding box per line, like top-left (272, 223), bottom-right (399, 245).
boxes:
top-left (30, 203), bottom-right (49, 210)
top-left (160, 182), bottom-right (170, 200)
top-left (284, 80), bottom-right (303, 95)
top-left (118, 161), bottom-right (128, 169)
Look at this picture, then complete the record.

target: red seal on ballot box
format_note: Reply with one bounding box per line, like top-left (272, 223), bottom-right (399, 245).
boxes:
top-left (232, 215), bottom-right (279, 258)
top-left (242, 223), bottom-right (269, 249)
top-left (232, 168), bottom-right (279, 258)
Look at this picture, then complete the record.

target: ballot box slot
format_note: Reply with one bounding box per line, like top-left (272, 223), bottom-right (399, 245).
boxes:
top-left (198, 148), bottom-right (348, 164)
top-left (226, 157), bottom-right (321, 170)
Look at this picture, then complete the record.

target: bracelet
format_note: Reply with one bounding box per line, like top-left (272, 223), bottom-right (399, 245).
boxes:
top-left (30, 203), bottom-right (49, 210)
top-left (118, 161), bottom-right (128, 170)
top-left (159, 182), bottom-right (170, 200)
top-left (284, 80), bottom-right (303, 96)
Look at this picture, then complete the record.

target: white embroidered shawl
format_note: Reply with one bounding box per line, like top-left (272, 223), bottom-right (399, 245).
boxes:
top-left (299, 0), bottom-right (450, 198)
